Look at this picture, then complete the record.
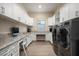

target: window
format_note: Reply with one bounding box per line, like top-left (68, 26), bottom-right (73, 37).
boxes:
top-left (37, 20), bottom-right (46, 32)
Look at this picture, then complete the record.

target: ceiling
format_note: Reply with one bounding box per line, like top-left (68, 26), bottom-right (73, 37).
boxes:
top-left (20, 3), bottom-right (64, 13)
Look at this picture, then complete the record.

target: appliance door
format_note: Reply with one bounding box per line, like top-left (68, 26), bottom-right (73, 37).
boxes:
top-left (59, 27), bottom-right (69, 48)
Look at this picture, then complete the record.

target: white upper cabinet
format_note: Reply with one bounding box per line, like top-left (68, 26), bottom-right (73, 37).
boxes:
top-left (48, 15), bottom-right (55, 26)
top-left (59, 3), bottom-right (79, 23)
top-left (52, 15), bottom-right (55, 25)
top-left (28, 18), bottom-right (34, 26)
top-left (11, 4), bottom-right (28, 24)
top-left (48, 17), bottom-right (52, 26)
top-left (68, 3), bottom-right (79, 19)
top-left (68, 4), bottom-right (75, 20)
top-left (12, 4), bottom-right (22, 21)
top-left (48, 3), bottom-right (79, 25)
top-left (0, 3), bottom-right (33, 26)
top-left (0, 4), bottom-right (13, 19)
top-left (59, 4), bottom-right (69, 22)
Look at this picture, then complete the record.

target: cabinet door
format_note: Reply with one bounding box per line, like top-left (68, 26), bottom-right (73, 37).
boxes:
top-left (21, 13), bottom-right (27, 24)
top-left (60, 4), bottom-right (69, 22)
top-left (0, 4), bottom-right (5, 14)
top-left (48, 18), bottom-right (53, 26)
top-left (48, 15), bottom-right (55, 26)
top-left (12, 4), bottom-right (21, 21)
top-left (68, 4), bottom-right (76, 19)
top-left (0, 3), bottom-right (32, 25)
top-left (63, 5), bottom-right (69, 21)
top-left (30, 18), bottom-right (34, 26)
top-left (68, 3), bottom-right (79, 20)
top-left (4, 4), bottom-right (13, 19)
top-left (73, 4), bottom-right (79, 17)
top-left (0, 4), bottom-right (13, 19)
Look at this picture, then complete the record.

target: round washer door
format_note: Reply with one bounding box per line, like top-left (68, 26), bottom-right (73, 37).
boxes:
top-left (59, 27), bottom-right (68, 48)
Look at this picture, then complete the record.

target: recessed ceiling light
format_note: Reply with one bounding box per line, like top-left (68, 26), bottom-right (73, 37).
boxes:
top-left (38, 5), bottom-right (42, 8)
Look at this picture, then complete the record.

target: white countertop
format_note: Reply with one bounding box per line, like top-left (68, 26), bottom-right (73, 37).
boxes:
top-left (0, 33), bottom-right (31, 50)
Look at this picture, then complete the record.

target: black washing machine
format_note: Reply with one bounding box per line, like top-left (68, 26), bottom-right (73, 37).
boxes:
top-left (58, 17), bottom-right (79, 56)
top-left (58, 21), bottom-right (71, 56)
top-left (70, 17), bottom-right (79, 56)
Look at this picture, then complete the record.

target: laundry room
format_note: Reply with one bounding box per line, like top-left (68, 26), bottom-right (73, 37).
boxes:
top-left (0, 0), bottom-right (79, 58)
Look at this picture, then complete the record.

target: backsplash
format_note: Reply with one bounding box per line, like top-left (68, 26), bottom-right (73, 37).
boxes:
top-left (0, 19), bottom-right (27, 35)
top-left (0, 19), bottom-right (27, 49)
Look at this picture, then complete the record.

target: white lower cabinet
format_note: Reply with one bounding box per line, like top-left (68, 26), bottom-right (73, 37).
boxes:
top-left (26, 34), bottom-right (32, 47)
top-left (0, 34), bottom-right (33, 56)
top-left (0, 42), bottom-right (19, 56)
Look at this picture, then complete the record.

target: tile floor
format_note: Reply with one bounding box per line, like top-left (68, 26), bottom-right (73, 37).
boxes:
top-left (26, 41), bottom-right (56, 56)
